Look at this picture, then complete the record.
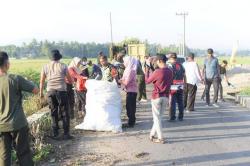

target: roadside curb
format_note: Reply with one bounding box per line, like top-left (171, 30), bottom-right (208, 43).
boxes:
top-left (235, 95), bottom-right (250, 108)
top-left (27, 107), bottom-right (51, 147)
top-left (27, 107), bottom-right (50, 125)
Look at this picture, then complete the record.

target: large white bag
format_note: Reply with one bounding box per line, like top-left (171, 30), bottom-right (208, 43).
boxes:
top-left (75, 80), bottom-right (122, 132)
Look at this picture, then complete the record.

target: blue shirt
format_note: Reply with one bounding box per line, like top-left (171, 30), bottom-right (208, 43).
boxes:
top-left (204, 57), bottom-right (219, 79)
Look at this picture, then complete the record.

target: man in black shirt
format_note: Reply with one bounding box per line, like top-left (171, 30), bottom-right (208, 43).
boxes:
top-left (218, 60), bottom-right (230, 101)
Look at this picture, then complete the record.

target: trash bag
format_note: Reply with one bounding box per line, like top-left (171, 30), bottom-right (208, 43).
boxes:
top-left (75, 79), bottom-right (122, 132)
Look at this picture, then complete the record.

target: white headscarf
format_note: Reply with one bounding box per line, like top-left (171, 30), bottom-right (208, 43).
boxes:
top-left (122, 56), bottom-right (138, 80)
top-left (69, 57), bottom-right (82, 74)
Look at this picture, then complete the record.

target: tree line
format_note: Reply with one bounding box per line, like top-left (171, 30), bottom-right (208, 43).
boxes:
top-left (0, 38), bottom-right (227, 59)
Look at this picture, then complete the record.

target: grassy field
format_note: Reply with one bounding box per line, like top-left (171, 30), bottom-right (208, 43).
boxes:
top-left (9, 59), bottom-right (71, 73)
top-left (9, 56), bottom-right (249, 73)
top-left (195, 56), bottom-right (250, 66)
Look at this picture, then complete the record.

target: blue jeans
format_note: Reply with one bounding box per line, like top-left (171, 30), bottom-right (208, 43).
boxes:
top-left (169, 90), bottom-right (184, 120)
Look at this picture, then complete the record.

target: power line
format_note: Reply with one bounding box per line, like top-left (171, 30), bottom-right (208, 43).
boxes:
top-left (176, 12), bottom-right (188, 57)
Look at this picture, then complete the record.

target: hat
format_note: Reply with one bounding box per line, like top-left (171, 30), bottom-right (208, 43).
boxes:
top-left (51, 49), bottom-right (62, 61)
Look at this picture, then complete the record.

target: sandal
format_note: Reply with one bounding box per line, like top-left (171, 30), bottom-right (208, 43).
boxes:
top-left (152, 138), bottom-right (165, 144)
top-left (149, 136), bottom-right (157, 142)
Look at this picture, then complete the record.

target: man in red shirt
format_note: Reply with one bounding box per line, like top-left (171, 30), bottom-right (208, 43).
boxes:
top-left (145, 54), bottom-right (173, 144)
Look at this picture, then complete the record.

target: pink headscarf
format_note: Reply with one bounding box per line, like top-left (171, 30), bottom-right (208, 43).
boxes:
top-left (122, 56), bottom-right (138, 81)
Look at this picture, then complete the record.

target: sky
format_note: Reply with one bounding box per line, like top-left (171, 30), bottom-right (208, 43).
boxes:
top-left (0, 0), bottom-right (249, 51)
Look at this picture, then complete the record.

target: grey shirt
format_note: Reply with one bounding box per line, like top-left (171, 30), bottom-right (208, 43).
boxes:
top-left (204, 57), bottom-right (220, 79)
top-left (42, 61), bottom-right (68, 91)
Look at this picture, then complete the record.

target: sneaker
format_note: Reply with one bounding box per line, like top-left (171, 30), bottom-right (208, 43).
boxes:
top-left (186, 110), bottom-right (190, 113)
top-left (152, 138), bottom-right (165, 144)
top-left (206, 104), bottom-right (211, 107)
top-left (140, 99), bottom-right (148, 102)
top-left (63, 134), bottom-right (74, 140)
top-left (213, 103), bottom-right (219, 108)
top-left (219, 99), bottom-right (225, 102)
top-left (48, 132), bottom-right (60, 140)
top-left (168, 119), bottom-right (176, 122)
top-left (178, 118), bottom-right (183, 121)
top-left (122, 124), bottom-right (134, 128)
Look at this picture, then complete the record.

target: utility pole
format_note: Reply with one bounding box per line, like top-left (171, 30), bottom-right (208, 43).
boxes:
top-left (176, 12), bottom-right (188, 57)
top-left (109, 12), bottom-right (114, 59)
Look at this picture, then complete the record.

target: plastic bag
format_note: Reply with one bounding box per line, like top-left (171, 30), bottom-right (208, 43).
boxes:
top-left (75, 80), bottom-right (122, 132)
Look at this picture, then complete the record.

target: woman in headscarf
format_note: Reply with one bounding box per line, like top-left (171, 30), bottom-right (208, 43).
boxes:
top-left (68, 57), bottom-right (88, 119)
top-left (119, 56), bottom-right (138, 128)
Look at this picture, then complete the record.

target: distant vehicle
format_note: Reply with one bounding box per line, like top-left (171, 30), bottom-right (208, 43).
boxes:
top-left (176, 56), bottom-right (186, 64)
top-left (109, 43), bottom-right (146, 61)
top-left (127, 44), bottom-right (146, 61)
top-left (166, 55), bottom-right (186, 66)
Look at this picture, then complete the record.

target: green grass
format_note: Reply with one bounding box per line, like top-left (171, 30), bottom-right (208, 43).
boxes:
top-left (9, 59), bottom-right (71, 73)
top-left (195, 56), bottom-right (250, 66)
top-left (239, 87), bottom-right (250, 95)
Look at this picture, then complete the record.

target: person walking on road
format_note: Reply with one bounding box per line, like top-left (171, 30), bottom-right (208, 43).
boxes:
top-left (218, 60), bottom-right (231, 102)
top-left (168, 53), bottom-right (186, 121)
top-left (201, 60), bottom-right (231, 102)
top-left (203, 48), bottom-right (221, 107)
top-left (119, 56), bottom-right (138, 128)
top-left (40, 50), bottom-right (73, 140)
top-left (145, 54), bottom-right (173, 144)
top-left (183, 53), bottom-right (203, 113)
top-left (0, 51), bottom-right (39, 166)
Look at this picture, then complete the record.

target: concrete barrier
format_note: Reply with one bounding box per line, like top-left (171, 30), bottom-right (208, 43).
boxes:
top-left (27, 107), bottom-right (51, 148)
top-left (235, 95), bottom-right (250, 109)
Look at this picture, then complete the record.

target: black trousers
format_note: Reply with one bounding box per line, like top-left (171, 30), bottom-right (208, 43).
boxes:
top-left (0, 126), bottom-right (34, 166)
top-left (205, 78), bottom-right (219, 105)
top-left (47, 91), bottom-right (70, 135)
top-left (184, 83), bottom-right (197, 111)
top-left (67, 84), bottom-right (75, 119)
top-left (75, 91), bottom-right (87, 113)
top-left (201, 78), bottom-right (223, 100)
top-left (218, 78), bottom-right (223, 100)
top-left (169, 90), bottom-right (184, 120)
top-left (126, 92), bottom-right (137, 126)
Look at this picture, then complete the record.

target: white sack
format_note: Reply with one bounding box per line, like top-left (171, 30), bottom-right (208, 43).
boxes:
top-left (75, 80), bottom-right (122, 132)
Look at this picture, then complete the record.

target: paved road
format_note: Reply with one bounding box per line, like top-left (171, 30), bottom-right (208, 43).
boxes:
top-left (46, 88), bottom-right (250, 166)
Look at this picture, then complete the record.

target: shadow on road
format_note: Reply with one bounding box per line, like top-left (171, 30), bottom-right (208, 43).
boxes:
top-left (125, 150), bottom-right (250, 166)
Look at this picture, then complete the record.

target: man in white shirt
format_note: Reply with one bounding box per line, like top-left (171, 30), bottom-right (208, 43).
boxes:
top-left (183, 53), bottom-right (203, 112)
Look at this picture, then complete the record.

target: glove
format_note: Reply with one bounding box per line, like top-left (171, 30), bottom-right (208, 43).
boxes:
top-left (228, 82), bottom-right (231, 86)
